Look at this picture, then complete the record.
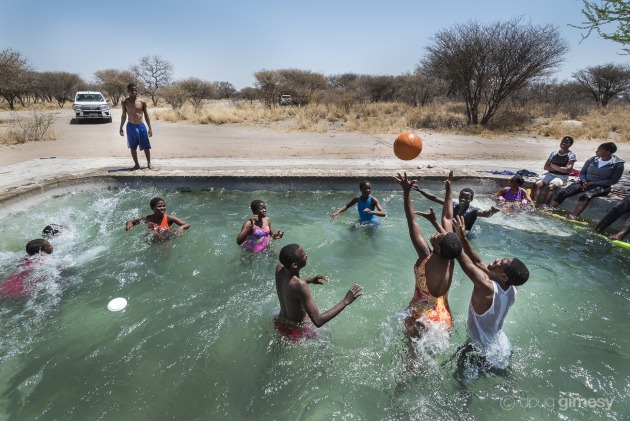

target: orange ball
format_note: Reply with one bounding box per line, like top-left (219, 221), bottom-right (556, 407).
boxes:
top-left (393, 132), bottom-right (423, 160)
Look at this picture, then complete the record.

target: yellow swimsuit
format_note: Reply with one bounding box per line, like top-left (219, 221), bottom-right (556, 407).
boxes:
top-left (407, 255), bottom-right (453, 331)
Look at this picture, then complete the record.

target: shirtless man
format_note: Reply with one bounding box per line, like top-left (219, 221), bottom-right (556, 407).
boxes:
top-left (119, 83), bottom-right (154, 170)
top-left (274, 243), bottom-right (362, 339)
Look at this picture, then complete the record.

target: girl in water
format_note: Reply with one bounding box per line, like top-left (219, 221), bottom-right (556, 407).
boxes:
top-left (495, 175), bottom-right (535, 212)
top-left (237, 200), bottom-right (284, 252)
top-left (125, 197), bottom-right (190, 241)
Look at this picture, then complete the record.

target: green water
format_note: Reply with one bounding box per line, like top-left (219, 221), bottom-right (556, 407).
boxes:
top-left (0, 186), bottom-right (628, 420)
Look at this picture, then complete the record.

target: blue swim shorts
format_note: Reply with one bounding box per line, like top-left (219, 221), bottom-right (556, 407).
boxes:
top-left (126, 122), bottom-right (151, 151)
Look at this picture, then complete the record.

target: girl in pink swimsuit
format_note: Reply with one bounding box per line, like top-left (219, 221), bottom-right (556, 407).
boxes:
top-left (237, 200), bottom-right (284, 252)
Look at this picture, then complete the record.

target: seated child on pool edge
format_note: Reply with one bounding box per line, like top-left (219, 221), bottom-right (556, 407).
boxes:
top-left (237, 200), bottom-right (284, 252)
top-left (530, 136), bottom-right (577, 207)
top-left (125, 197), bottom-right (190, 240)
top-left (274, 244), bottom-right (362, 339)
top-left (331, 180), bottom-right (387, 224)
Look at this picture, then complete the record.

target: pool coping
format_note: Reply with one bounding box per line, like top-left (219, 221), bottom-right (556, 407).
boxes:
top-left (0, 157), bottom-right (627, 230)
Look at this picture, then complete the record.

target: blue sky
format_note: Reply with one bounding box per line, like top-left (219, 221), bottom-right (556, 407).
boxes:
top-left (1, 0), bottom-right (628, 89)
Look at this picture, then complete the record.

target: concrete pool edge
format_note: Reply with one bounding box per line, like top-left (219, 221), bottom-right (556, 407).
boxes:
top-left (0, 157), bottom-right (627, 230)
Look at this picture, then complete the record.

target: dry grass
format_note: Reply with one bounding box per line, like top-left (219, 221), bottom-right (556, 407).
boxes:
top-left (0, 101), bottom-right (66, 112)
top-left (156, 100), bottom-right (630, 143)
top-left (0, 111), bottom-right (58, 145)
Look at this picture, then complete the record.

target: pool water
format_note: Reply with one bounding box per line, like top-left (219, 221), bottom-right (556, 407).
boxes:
top-left (0, 186), bottom-right (628, 420)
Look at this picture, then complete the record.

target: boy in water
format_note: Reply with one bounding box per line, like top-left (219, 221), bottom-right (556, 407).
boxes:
top-left (125, 197), bottom-right (190, 241)
top-left (332, 180), bottom-right (387, 225)
top-left (530, 136), bottom-right (577, 207)
top-left (0, 239), bottom-right (54, 299)
top-left (120, 83), bottom-right (154, 170)
top-left (415, 187), bottom-right (499, 231)
top-left (274, 243), bottom-right (362, 339)
top-left (451, 215), bottom-right (530, 380)
top-left (394, 171), bottom-right (463, 337)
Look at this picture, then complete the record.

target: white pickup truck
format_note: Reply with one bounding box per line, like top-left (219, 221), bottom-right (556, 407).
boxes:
top-left (72, 91), bottom-right (112, 123)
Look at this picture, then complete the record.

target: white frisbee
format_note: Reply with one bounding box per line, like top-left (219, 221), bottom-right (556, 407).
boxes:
top-left (107, 297), bottom-right (128, 312)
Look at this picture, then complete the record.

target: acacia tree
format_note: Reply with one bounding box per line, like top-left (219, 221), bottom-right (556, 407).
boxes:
top-left (576, 0), bottom-right (630, 53)
top-left (213, 81), bottom-right (236, 99)
top-left (423, 18), bottom-right (568, 125)
top-left (395, 71), bottom-right (447, 107)
top-left (276, 69), bottom-right (327, 106)
top-left (178, 78), bottom-right (215, 109)
top-left (573, 63), bottom-right (630, 106)
top-left (0, 48), bottom-right (33, 109)
top-left (355, 75), bottom-right (398, 103)
top-left (160, 83), bottom-right (188, 109)
top-left (254, 69), bottom-right (282, 107)
top-left (131, 55), bottom-right (174, 107)
top-left (38, 71), bottom-right (83, 107)
top-left (94, 69), bottom-right (138, 106)
top-left (238, 87), bottom-right (259, 104)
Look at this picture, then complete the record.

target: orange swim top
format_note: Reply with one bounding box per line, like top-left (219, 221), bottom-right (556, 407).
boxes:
top-left (407, 255), bottom-right (453, 331)
top-left (147, 214), bottom-right (170, 231)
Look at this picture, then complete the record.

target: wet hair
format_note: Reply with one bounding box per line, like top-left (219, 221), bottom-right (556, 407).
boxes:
top-left (511, 175), bottom-right (524, 186)
top-left (149, 197), bottom-right (165, 209)
top-left (505, 258), bottom-right (529, 286)
top-left (127, 83), bottom-right (137, 91)
top-left (42, 224), bottom-right (62, 238)
top-left (436, 232), bottom-right (463, 259)
top-left (250, 200), bottom-right (265, 213)
top-left (359, 180), bottom-right (371, 190)
top-left (26, 239), bottom-right (49, 256)
top-left (599, 142), bottom-right (617, 154)
top-left (279, 244), bottom-right (301, 268)
top-left (459, 188), bottom-right (474, 200)
top-left (561, 136), bottom-right (574, 146)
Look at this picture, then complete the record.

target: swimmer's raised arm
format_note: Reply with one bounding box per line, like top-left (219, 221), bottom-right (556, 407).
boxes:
top-left (415, 208), bottom-right (444, 233)
top-left (395, 172), bottom-right (431, 260)
top-left (301, 282), bottom-right (362, 327)
top-left (442, 170), bottom-right (454, 232)
top-left (305, 274), bottom-right (329, 284)
top-left (413, 186), bottom-right (444, 204)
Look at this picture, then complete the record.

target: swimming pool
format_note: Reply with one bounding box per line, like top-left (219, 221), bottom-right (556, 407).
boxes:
top-left (0, 184), bottom-right (627, 419)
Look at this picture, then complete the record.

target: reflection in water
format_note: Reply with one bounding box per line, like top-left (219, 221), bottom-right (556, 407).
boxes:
top-left (0, 188), bottom-right (627, 419)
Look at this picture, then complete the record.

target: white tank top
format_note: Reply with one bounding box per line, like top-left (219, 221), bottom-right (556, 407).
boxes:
top-left (467, 281), bottom-right (516, 350)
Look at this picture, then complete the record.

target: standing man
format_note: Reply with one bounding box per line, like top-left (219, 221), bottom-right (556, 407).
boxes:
top-left (120, 83), bottom-right (153, 170)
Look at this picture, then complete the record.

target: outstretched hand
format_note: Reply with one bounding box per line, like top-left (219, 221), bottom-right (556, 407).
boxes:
top-left (415, 207), bottom-right (437, 223)
top-left (453, 215), bottom-right (467, 239)
top-left (272, 229), bottom-right (284, 239)
top-left (344, 284), bottom-right (363, 304)
top-left (445, 170), bottom-right (454, 188)
top-left (310, 275), bottom-right (329, 285)
top-left (394, 172), bottom-right (416, 191)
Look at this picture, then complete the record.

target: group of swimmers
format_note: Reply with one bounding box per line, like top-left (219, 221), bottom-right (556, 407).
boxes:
top-left (2, 136), bottom-right (626, 378)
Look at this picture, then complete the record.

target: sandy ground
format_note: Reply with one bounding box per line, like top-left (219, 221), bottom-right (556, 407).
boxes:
top-left (1, 108), bottom-right (626, 167)
top-left (0, 108), bottom-right (628, 226)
